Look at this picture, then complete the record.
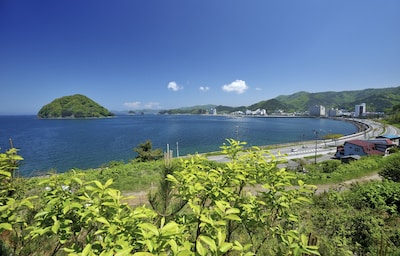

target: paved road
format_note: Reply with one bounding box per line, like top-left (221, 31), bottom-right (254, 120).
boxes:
top-left (125, 120), bottom-right (399, 206)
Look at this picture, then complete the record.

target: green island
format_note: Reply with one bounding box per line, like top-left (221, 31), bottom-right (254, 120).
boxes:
top-left (1, 105), bottom-right (400, 255)
top-left (37, 94), bottom-right (114, 119)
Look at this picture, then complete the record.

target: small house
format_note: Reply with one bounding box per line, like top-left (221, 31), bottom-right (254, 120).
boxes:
top-left (335, 139), bottom-right (393, 159)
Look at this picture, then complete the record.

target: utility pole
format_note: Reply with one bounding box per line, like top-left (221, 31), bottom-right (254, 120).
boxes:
top-left (176, 141), bottom-right (179, 158)
top-left (313, 130), bottom-right (319, 164)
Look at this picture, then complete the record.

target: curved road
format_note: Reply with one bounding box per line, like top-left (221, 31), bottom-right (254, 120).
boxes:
top-left (283, 119), bottom-right (399, 160)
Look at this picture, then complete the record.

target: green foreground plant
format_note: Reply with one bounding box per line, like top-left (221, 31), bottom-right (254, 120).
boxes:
top-left (0, 140), bottom-right (319, 255)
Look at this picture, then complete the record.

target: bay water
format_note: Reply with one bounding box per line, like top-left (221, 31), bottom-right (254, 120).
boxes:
top-left (0, 115), bottom-right (358, 177)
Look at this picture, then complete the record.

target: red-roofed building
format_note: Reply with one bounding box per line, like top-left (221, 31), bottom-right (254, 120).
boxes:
top-left (335, 139), bottom-right (393, 159)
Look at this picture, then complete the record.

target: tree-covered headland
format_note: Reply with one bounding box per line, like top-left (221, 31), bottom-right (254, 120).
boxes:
top-left (37, 94), bottom-right (114, 119)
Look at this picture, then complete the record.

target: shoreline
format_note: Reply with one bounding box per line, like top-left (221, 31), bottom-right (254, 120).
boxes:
top-left (7, 116), bottom-right (370, 177)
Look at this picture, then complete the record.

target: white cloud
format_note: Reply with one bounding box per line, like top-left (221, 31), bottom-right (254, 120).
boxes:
top-left (123, 101), bottom-right (161, 110)
top-left (167, 81), bottom-right (183, 91)
top-left (222, 80), bottom-right (249, 94)
top-left (255, 87), bottom-right (262, 91)
top-left (199, 86), bottom-right (210, 92)
top-left (144, 102), bottom-right (161, 109)
top-left (123, 101), bottom-right (141, 109)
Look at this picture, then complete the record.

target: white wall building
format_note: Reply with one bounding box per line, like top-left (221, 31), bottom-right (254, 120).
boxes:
top-left (328, 108), bottom-right (342, 117)
top-left (245, 109), bottom-right (267, 115)
top-left (355, 103), bottom-right (366, 117)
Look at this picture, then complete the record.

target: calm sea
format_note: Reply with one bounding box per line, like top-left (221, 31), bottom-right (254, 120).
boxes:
top-left (0, 115), bottom-right (357, 176)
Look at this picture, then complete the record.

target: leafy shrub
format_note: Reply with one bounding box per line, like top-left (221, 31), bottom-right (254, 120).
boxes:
top-left (320, 160), bottom-right (340, 173)
top-left (347, 180), bottom-right (400, 214)
top-left (1, 140), bottom-right (321, 255)
top-left (300, 155), bottom-right (383, 184)
top-left (379, 152), bottom-right (400, 182)
top-left (133, 140), bottom-right (163, 162)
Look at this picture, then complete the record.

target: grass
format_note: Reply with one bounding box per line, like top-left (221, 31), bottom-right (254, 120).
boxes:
top-left (296, 155), bottom-right (385, 185)
top-left (73, 160), bottom-right (164, 192)
top-left (18, 149), bottom-right (398, 195)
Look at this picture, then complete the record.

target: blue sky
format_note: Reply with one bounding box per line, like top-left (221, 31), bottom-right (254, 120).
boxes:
top-left (1, 0), bottom-right (399, 114)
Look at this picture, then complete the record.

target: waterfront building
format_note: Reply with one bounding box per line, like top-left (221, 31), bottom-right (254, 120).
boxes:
top-left (244, 109), bottom-right (267, 115)
top-left (209, 108), bottom-right (217, 115)
top-left (354, 103), bottom-right (366, 117)
top-left (328, 108), bottom-right (342, 117)
top-left (309, 105), bottom-right (326, 117)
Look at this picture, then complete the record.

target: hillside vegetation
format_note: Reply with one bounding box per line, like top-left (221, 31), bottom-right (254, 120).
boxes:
top-left (2, 139), bottom-right (400, 255)
top-left (275, 86), bottom-right (400, 112)
top-left (163, 86), bottom-right (400, 114)
top-left (38, 94), bottom-right (113, 118)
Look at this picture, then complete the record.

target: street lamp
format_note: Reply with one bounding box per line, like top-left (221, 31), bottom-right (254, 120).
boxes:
top-left (313, 129), bottom-right (319, 164)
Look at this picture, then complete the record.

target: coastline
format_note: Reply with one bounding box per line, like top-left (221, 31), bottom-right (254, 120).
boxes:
top-left (2, 115), bottom-right (366, 176)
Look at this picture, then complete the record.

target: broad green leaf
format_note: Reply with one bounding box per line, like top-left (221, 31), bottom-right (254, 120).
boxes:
top-left (107, 189), bottom-right (121, 200)
top-left (144, 240), bottom-right (154, 252)
top-left (63, 247), bottom-right (75, 253)
top-left (168, 240), bottom-right (178, 254)
top-left (199, 235), bottom-right (217, 252)
top-left (225, 214), bottom-right (241, 221)
top-left (115, 248), bottom-right (133, 256)
top-left (225, 208), bottom-right (240, 215)
top-left (140, 223), bottom-right (159, 236)
top-left (215, 201), bottom-right (226, 212)
top-left (196, 240), bottom-right (207, 256)
top-left (93, 180), bottom-right (104, 189)
top-left (300, 234), bottom-right (308, 245)
top-left (95, 217), bottom-right (110, 226)
top-left (72, 177), bottom-right (83, 185)
top-left (0, 170), bottom-right (11, 177)
top-left (219, 242), bottom-right (233, 253)
top-left (104, 179), bottom-right (113, 188)
top-left (161, 221), bottom-right (179, 237)
top-left (62, 202), bottom-right (71, 214)
top-left (0, 205), bottom-right (9, 212)
top-left (52, 220), bottom-right (60, 234)
top-left (82, 244), bottom-right (92, 256)
top-left (0, 223), bottom-right (12, 231)
top-left (177, 251), bottom-right (193, 256)
top-left (232, 240), bottom-right (243, 251)
top-left (217, 230), bottom-right (226, 247)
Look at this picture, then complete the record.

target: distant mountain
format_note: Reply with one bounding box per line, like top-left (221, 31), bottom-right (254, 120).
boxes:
top-left (161, 86), bottom-right (400, 114)
top-left (160, 104), bottom-right (217, 115)
top-left (274, 86), bottom-right (400, 112)
top-left (112, 109), bottom-right (160, 115)
top-left (38, 94), bottom-right (113, 118)
top-left (247, 99), bottom-right (292, 113)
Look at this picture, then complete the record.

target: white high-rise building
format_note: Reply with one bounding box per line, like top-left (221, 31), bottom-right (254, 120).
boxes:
top-left (355, 103), bottom-right (366, 117)
top-left (309, 105), bottom-right (326, 117)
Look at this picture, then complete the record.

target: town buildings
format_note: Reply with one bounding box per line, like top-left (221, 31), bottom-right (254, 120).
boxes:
top-left (309, 103), bottom-right (369, 118)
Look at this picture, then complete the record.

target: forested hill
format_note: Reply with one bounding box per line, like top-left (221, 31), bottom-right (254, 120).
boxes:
top-left (274, 86), bottom-right (400, 112)
top-left (38, 94), bottom-right (113, 118)
top-left (163, 86), bottom-right (400, 114)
